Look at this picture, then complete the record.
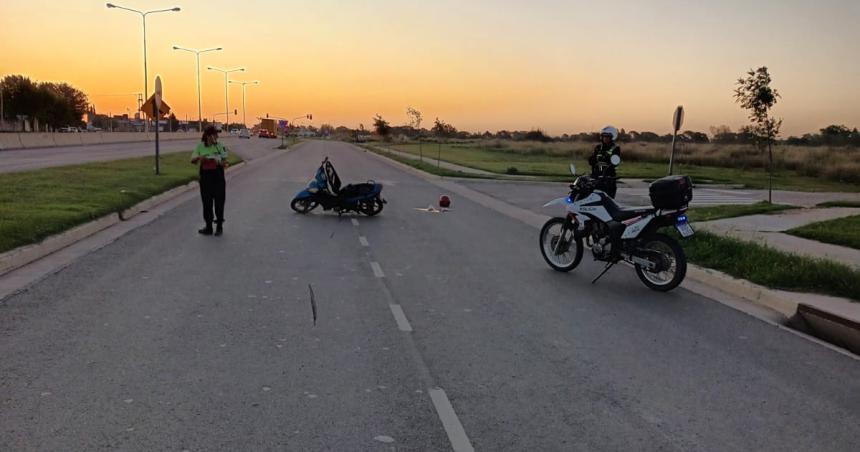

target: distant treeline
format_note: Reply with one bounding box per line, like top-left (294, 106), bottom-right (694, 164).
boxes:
top-left (1, 74), bottom-right (89, 130)
top-left (324, 119), bottom-right (860, 147)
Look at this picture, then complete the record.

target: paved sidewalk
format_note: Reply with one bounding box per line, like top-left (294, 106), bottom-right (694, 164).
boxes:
top-left (698, 207), bottom-right (860, 269)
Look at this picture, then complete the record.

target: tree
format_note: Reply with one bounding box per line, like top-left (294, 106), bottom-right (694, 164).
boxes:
top-left (168, 113), bottom-right (180, 132)
top-left (373, 114), bottom-right (391, 141)
top-left (735, 66), bottom-right (782, 202)
top-left (524, 129), bottom-right (552, 142)
top-left (406, 106), bottom-right (423, 160)
top-left (319, 123), bottom-right (335, 136)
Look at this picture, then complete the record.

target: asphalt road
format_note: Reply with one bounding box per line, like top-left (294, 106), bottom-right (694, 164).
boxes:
top-left (1, 140), bottom-right (858, 451)
top-left (0, 136), bottom-right (269, 174)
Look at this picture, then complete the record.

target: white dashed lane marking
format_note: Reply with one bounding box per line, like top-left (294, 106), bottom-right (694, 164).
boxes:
top-left (388, 304), bottom-right (413, 332)
top-left (429, 388), bottom-right (475, 452)
top-left (359, 236), bottom-right (369, 247)
top-left (351, 218), bottom-right (360, 226)
top-left (370, 262), bottom-right (385, 278)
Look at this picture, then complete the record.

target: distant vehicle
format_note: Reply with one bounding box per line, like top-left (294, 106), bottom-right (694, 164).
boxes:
top-left (229, 128), bottom-right (240, 135)
top-left (239, 128), bottom-right (251, 139)
top-left (258, 129), bottom-right (276, 139)
top-left (58, 126), bottom-right (81, 133)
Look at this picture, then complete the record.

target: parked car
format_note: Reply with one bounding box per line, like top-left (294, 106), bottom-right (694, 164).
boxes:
top-left (239, 128), bottom-right (251, 139)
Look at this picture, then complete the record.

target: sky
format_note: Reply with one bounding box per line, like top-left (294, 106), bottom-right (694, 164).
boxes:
top-left (1, 0), bottom-right (859, 136)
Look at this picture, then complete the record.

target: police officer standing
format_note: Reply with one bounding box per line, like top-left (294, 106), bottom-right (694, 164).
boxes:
top-left (588, 125), bottom-right (621, 198)
top-left (191, 126), bottom-right (229, 236)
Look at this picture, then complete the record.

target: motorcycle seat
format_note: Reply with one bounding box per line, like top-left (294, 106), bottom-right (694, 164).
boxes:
top-left (603, 198), bottom-right (654, 222)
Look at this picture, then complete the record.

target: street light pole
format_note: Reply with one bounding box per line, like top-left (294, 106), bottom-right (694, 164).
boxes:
top-left (207, 66), bottom-right (244, 132)
top-left (173, 45), bottom-right (222, 132)
top-left (106, 3), bottom-right (180, 132)
top-left (229, 80), bottom-right (259, 128)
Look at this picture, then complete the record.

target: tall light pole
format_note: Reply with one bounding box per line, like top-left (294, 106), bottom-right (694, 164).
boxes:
top-left (207, 66), bottom-right (244, 132)
top-left (106, 3), bottom-right (180, 132)
top-left (228, 80), bottom-right (259, 128)
top-left (173, 45), bottom-right (222, 132)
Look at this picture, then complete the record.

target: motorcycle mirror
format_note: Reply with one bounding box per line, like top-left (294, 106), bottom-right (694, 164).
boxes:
top-left (610, 154), bottom-right (621, 166)
top-left (569, 164), bottom-right (577, 176)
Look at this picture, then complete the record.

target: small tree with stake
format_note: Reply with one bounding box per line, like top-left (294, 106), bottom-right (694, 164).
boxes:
top-left (734, 66), bottom-right (782, 203)
top-left (406, 106), bottom-right (423, 162)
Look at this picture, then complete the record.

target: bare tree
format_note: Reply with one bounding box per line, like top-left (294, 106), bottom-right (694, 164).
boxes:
top-left (407, 106), bottom-right (423, 162)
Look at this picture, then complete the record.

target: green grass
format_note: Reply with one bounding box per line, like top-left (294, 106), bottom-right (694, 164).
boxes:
top-left (382, 142), bottom-right (860, 192)
top-left (687, 202), bottom-right (797, 222)
top-left (816, 200), bottom-right (860, 208)
top-left (360, 145), bottom-right (506, 179)
top-left (0, 152), bottom-right (242, 254)
top-left (681, 230), bottom-right (860, 301)
top-left (787, 215), bottom-right (860, 251)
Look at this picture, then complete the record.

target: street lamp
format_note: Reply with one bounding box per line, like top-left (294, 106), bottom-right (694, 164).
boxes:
top-left (173, 45), bottom-right (222, 132)
top-left (228, 80), bottom-right (259, 128)
top-left (106, 3), bottom-right (180, 132)
top-left (207, 66), bottom-right (244, 132)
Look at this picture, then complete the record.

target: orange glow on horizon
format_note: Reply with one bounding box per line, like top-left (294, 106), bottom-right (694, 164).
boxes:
top-left (2, 0), bottom-right (859, 136)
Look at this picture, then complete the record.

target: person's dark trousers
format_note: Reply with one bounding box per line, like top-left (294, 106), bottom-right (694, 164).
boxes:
top-left (199, 167), bottom-right (226, 228)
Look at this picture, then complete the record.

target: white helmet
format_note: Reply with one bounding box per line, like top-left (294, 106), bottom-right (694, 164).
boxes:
top-left (600, 125), bottom-right (618, 141)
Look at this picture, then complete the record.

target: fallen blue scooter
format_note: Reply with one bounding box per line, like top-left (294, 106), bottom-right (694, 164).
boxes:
top-left (290, 157), bottom-right (386, 216)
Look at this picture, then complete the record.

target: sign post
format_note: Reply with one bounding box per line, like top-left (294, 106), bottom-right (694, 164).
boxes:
top-left (154, 76), bottom-right (163, 175)
top-left (668, 105), bottom-right (684, 175)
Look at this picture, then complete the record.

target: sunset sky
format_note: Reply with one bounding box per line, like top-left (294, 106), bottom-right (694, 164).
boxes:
top-left (2, 0), bottom-right (859, 136)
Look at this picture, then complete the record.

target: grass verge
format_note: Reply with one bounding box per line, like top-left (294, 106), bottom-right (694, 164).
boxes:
top-left (0, 151), bottom-right (242, 254)
top-left (680, 230), bottom-right (860, 301)
top-left (816, 200), bottom-right (860, 208)
top-left (360, 144), bottom-right (505, 179)
top-left (687, 202), bottom-right (797, 222)
top-left (787, 215), bottom-right (860, 251)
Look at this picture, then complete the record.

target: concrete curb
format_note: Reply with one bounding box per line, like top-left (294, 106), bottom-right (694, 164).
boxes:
top-left (0, 214), bottom-right (120, 276)
top-left (363, 143), bottom-right (860, 354)
top-left (684, 265), bottom-right (799, 318)
top-left (0, 161), bottom-right (248, 277)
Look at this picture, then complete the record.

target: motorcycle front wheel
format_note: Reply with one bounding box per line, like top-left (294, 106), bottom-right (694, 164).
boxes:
top-left (539, 217), bottom-right (583, 272)
top-left (634, 233), bottom-right (687, 292)
top-left (290, 198), bottom-right (318, 214)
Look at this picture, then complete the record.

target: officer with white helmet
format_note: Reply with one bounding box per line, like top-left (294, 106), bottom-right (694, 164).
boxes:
top-left (588, 125), bottom-right (621, 198)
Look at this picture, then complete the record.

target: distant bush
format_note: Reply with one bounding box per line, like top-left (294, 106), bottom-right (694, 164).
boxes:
top-left (506, 166), bottom-right (519, 175)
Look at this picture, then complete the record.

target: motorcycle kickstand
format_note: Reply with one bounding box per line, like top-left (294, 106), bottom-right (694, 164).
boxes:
top-left (591, 261), bottom-right (616, 284)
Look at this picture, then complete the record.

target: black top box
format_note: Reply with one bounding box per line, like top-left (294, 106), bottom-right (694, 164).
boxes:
top-left (649, 175), bottom-right (693, 209)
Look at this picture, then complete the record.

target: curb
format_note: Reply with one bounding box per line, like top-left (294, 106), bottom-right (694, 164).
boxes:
top-left (0, 214), bottom-right (120, 276)
top-left (0, 161), bottom-right (248, 277)
top-left (364, 143), bottom-right (860, 355)
top-left (684, 265), bottom-right (799, 318)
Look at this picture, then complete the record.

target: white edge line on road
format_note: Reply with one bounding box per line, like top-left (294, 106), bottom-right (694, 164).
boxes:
top-left (359, 236), bottom-right (369, 247)
top-left (351, 218), bottom-right (360, 226)
top-left (428, 387), bottom-right (475, 452)
top-left (370, 261), bottom-right (385, 278)
top-left (388, 304), bottom-right (413, 332)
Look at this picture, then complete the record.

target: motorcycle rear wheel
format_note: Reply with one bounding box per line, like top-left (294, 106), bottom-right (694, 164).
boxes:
top-left (539, 217), bottom-right (583, 272)
top-left (290, 198), bottom-right (318, 214)
top-left (360, 198), bottom-right (384, 216)
top-left (634, 233), bottom-right (687, 292)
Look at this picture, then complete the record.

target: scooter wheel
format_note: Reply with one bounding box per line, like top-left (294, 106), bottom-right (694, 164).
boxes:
top-left (291, 198), bottom-right (317, 214)
top-left (360, 198), bottom-right (384, 216)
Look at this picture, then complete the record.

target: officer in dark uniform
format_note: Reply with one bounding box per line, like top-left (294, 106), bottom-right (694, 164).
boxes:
top-left (588, 125), bottom-right (621, 198)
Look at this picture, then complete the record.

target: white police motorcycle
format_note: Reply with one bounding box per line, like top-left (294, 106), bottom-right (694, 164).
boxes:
top-left (539, 156), bottom-right (694, 291)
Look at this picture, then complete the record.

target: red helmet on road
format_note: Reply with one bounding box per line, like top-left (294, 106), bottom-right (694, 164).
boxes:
top-left (439, 195), bottom-right (451, 208)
